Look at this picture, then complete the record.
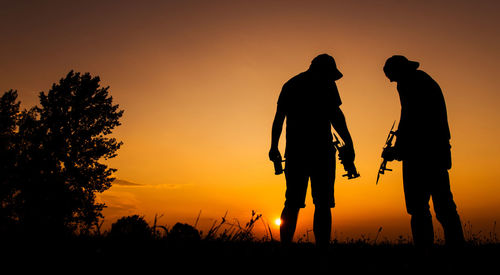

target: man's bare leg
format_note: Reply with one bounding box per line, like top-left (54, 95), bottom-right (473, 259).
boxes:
top-left (314, 205), bottom-right (332, 249)
top-left (280, 205), bottom-right (300, 244)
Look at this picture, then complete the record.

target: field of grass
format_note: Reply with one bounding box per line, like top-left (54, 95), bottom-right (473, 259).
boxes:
top-left (5, 235), bottom-right (499, 273)
top-left (3, 214), bottom-right (499, 273)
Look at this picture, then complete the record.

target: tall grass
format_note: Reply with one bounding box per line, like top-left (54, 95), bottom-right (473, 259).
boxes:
top-left (97, 211), bottom-right (498, 247)
top-left (201, 210), bottom-right (274, 242)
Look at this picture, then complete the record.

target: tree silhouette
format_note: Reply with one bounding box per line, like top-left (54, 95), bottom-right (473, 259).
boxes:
top-left (0, 71), bottom-right (123, 236)
top-left (168, 223), bottom-right (201, 242)
top-left (109, 215), bottom-right (152, 240)
top-left (0, 90), bottom-right (20, 233)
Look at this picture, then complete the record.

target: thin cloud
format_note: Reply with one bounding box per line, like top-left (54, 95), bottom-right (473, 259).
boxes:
top-left (113, 179), bottom-right (143, 187)
top-left (112, 179), bottom-right (191, 190)
top-left (147, 183), bottom-right (193, 189)
top-left (98, 191), bottom-right (139, 213)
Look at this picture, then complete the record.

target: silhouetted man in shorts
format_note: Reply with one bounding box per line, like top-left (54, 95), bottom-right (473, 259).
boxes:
top-left (382, 55), bottom-right (465, 249)
top-left (269, 54), bottom-right (355, 248)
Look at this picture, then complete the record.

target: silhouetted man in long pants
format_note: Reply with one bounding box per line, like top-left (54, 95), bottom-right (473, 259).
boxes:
top-left (269, 54), bottom-right (355, 249)
top-left (382, 55), bottom-right (465, 249)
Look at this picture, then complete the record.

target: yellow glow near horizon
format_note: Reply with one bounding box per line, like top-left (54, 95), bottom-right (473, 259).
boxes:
top-left (275, 218), bottom-right (282, 227)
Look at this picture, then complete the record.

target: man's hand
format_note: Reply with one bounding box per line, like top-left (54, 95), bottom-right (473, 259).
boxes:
top-left (269, 147), bottom-right (282, 162)
top-left (338, 142), bottom-right (355, 164)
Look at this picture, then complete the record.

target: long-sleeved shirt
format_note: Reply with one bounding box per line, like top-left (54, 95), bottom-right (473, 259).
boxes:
top-left (395, 70), bottom-right (451, 168)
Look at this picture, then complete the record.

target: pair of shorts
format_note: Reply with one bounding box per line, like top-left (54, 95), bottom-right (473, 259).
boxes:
top-left (402, 160), bottom-right (457, 216)
top-left (284, 148), bottom-right (336, 208)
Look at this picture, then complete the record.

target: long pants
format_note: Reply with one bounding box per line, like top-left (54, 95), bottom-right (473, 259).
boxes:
top-left (402, 160), bottom-right (465, 248)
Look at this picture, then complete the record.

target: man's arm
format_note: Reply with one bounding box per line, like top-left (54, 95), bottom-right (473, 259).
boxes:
top-left (330, 107), bottom-right (355, 160)
top-left (269, 105), bottom-right (286, 161)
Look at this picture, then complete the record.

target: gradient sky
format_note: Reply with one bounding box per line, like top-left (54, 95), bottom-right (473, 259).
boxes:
top-left (1, 0), bottom-right (499, 240)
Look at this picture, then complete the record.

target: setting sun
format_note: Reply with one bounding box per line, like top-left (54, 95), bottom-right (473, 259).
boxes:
top-left (275, 218), bottom-right (282, 227)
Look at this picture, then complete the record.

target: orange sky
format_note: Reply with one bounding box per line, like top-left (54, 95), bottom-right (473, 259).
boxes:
top-left (1, 0), bottom-right (499, 240)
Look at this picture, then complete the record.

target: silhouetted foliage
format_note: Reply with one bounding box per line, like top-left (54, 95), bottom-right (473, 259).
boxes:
top-left (0, 90), bottom-right (21, 233)
top-left (109, 215), bottom-right (152, 240)
top-left (0, 71), bottom-right (123, 236)
top-left (168, 223), bottom-right (201, 242)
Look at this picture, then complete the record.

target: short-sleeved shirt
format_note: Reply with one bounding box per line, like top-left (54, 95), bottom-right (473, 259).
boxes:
top-left (277, 71), bottom-right (342, 158)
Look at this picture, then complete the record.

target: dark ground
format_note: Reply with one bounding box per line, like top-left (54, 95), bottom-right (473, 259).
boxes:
top-left (3, 238), bottom-right (499, 274)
